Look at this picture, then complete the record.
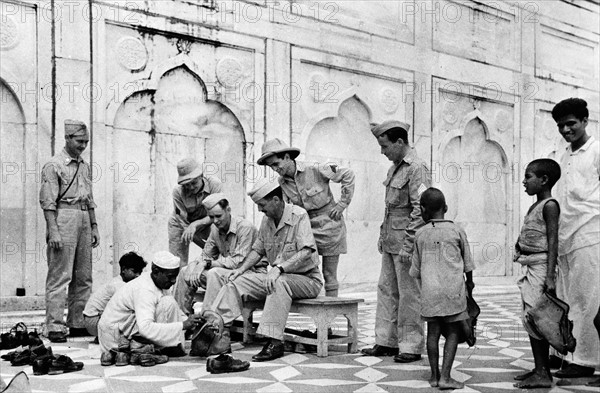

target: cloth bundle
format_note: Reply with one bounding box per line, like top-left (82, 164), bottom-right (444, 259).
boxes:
top-left (189, 310), bottom-right (230, 357)
top-left (526, 292), bottom-right (577, 355)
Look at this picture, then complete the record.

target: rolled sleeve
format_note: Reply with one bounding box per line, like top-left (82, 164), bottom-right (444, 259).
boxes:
top-left (403, 162), bottom-right (432, 253)
top-left (319, 163), bottom-right (356, 209)
top-left (39, 163), bottom-right (59, 211)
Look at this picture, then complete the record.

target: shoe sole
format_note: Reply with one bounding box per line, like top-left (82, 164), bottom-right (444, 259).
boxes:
top-left (209, 365), bottom-right (250, 374)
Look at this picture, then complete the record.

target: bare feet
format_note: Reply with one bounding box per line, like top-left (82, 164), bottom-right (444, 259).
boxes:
top-left (513, 371), bottom-right (552, 389)
top-left (514, 370), bottom-right (535, 381)
top-left (438, 377), bottom-right (464, 390)
top-left (428, 375), bottom-right (439, 387)
top-left (587, 377), bottom-right (600, 387)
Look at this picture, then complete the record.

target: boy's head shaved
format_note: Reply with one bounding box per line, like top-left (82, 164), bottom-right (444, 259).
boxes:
top-left (420, 187), bottom-right (446, 212)
top-left (527, 159), bottom-right (561, 188)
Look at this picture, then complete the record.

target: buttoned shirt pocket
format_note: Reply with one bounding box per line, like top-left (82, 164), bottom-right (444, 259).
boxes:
top-left (303, 185), bottom-right (329, 210)
top-left (386, 175), bottom-right (409, 207)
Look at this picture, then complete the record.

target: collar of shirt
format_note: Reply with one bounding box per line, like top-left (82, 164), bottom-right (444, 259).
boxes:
top-left (566, 135), bottom-right (596, 155)
top-left (281, 161), bottom-right (305, 183)
top-left (222, 215), bottom-right (241, 237)
top-left (59, 148), bottom-right (83, 165)
top-left (269, 203), bottom-right (295, 232)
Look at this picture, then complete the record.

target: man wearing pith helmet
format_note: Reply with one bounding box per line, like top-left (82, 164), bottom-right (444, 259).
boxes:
top-left (168, 158), bottom-right (223, 267)
top-left (208, 178), bottom-right (322, 362)
top-left (39, 119), bottom-right (100, 343)
top-left (257, 138), bottom-right (355, 298)
top-left (361, 120), bottom-right (431, 363)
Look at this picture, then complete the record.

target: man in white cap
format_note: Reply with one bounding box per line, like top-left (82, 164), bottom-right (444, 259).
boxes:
top-left (168, 158), bottom-right (223, 267)
top-left (257, 138), bottom-right (355, 298)
top-left (97, 251), bottom-right (202, 366)
top-left (39, 120), bottom-right (100, 343)
top-left (361, 120), bottom-right (431, 363)
top-left (207, 179), bottom-right (323, 361)
top-left (173, 193), bottom-right (267, 314)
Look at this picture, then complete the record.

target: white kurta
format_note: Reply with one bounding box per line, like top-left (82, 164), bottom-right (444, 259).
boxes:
top-left (98, 272), bottom-right (184, 353)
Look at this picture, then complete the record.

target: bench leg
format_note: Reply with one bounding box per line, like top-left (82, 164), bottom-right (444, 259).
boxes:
top-left (315, 316), bottom-right (328, 357)
top-left (346, 308), bottom-right (359, 354)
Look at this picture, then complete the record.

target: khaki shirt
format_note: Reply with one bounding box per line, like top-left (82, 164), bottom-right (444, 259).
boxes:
top-left (203, 216), bottom-right (266, 271)
top-left (279, 161), bottom-right (355, 212)
top-left (252, 203), bottom-right (322, 282)
top-left (39, 148), bottom-right (96, 210)
top-left (381, 149), bottom-right (431, 254)
top-left (172, 175), bottom-right (222, 223)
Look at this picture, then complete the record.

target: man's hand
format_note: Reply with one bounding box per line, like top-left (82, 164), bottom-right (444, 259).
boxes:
top-left (186, 263), bottom-right (205, 287)
top-left (265, 267), bottom-right (281, 294)
top-left (91, 226), bottom-right (100, 248)
top-left (466, 281), bottom-right (475, 297)
top-left (544, 275), bottom-right (556, 295)
top-left (48, 229), bottom-right (63, 249)
top-left (182, 314), bottom-right (203, 331)
top-left (328, 205), bottom-right (344, 221)
top-left (398, 249), bottom-right (411, 263)
top-left (181, 222), bottom-right (200, 244)
top-left (227, 269), bottom-right (242, 283)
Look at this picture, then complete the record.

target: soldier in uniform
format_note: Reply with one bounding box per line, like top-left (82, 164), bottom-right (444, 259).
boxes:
top-left (168, 158), bottom-right (222, 312)
top-left (257, 139), bottom-right (355, 297)
top-left (39, 120), bottom-right (100, 343)
top-left (361, 120), bottom-right (431, 363)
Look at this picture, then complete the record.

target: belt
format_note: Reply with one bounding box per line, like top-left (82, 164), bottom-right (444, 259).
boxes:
top-left (57, 202), bottom-right (88, 211)
top-left (307, 202), bottom-right (335, 219)
top-left (385, 206), bottom-right (411, 216)
top-left (520, 250), bottom-right (546, 256)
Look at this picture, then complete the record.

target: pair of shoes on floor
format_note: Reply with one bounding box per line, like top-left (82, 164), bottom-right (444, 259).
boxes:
top-left (207, 354), bottom-right (250, 374)
top-left (47, 331), bottom-right (67, 343)
top-left (554, 363), bottom-right (595, 378)
top-left (361, 345), bottom-right (399, 357)
top-left (0, 323), bottom-right (35, 350)
top-left (252, 340), bottom-right (285, 362)
top-left (32, 350), bottom-right (56, 376)
top-left (10, 344), bottom-right (53, 366)
top-left (393, 353), bottom-right (422, 363)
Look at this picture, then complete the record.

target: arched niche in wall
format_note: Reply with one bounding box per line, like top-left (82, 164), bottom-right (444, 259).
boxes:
top-left (439, 115), bottom-right (509, 276)
top-left (302, 95), bottom-right (388, 282)
top-left (0, 79), bottom-right (28, 296)
top-left (111, 63), bottom-right (246, 259)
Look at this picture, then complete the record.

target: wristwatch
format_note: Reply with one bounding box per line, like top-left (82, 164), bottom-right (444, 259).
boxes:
top-left (276, 264), bottom-right (285, 274)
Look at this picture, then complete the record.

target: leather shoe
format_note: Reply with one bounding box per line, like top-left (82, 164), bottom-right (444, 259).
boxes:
top-left (252, 341), bottom-right (284, 362)
top-left (207, 354), bottom-right (250, 374)
top-left (115, 352), bottom-right (130, 367)
top-left (100, 351), bottom-right (115, 366)
top-left (68, 328), bottom-right (90, 338)
top-left (554, 363), bottom-right (595, 378)
top-left (361, 345), bottom-right (399, 357)
top-left (48, 332), bottom-right (67, 343)
top-left (393, 353), bottom-right (422, 363)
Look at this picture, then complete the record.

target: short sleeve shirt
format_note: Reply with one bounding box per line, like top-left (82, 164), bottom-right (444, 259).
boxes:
top-left (410, 220), bottom-right (475, 318)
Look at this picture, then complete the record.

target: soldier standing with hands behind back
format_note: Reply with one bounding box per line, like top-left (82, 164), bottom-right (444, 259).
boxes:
top-left (39, 120), bottom-right (100, 343)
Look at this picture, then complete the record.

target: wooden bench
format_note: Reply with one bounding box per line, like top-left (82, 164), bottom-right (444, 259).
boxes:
top-left (232, 296), bottom-right (364, 357)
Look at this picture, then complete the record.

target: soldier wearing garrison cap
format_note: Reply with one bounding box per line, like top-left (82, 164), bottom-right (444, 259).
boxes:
top-left (206, 178), bottom-right (322, 362)
top-left (361, 120), bottom-right (431, 363)
top-left (39, 120), bottom-right (100, 343)
top-left (257, 138), bottom-right (355, 298)
top-left (173, 192), bottom-right (265, 314)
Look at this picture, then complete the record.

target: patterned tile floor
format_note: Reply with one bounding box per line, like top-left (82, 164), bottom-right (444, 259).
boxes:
top-left (1, 284), bottom-right (598, 393)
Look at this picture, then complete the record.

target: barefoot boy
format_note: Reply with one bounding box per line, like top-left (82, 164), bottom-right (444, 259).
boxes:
top-left (409, 188), bottom-right (474, 390)
top-left (513, 158), bottom-right (561, 389)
